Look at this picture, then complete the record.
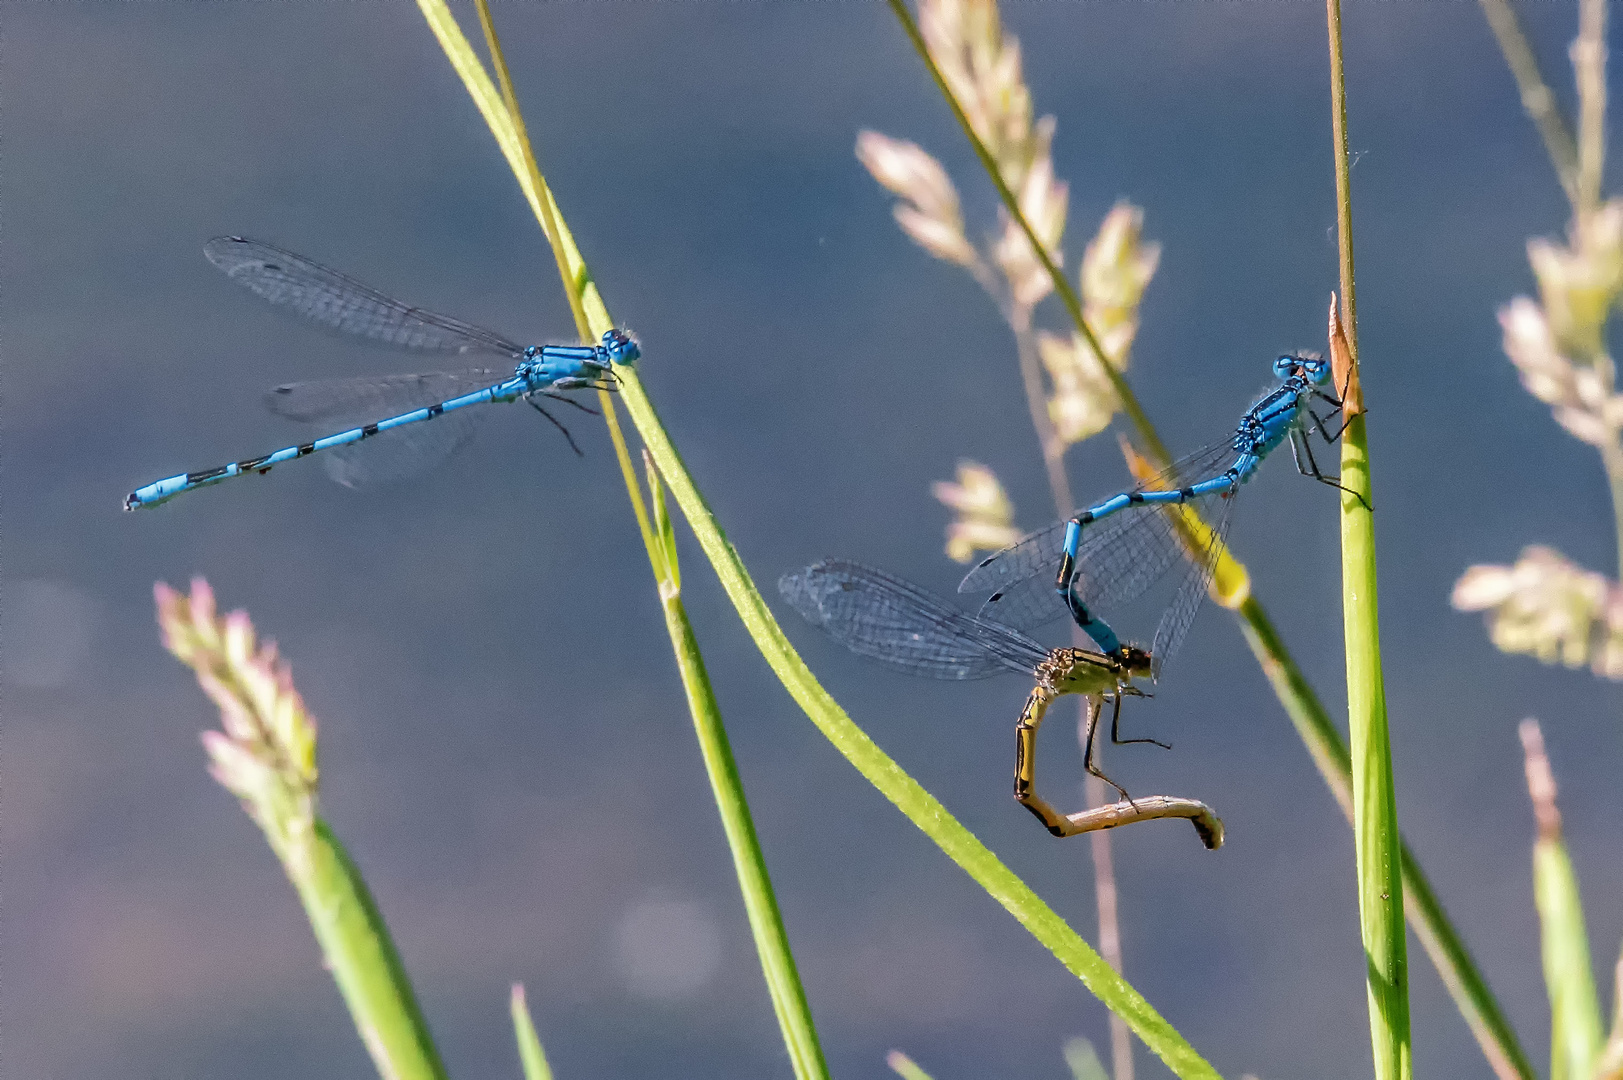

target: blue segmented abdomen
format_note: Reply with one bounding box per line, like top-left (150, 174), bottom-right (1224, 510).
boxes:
top-left (125, 237), bottom-right (634, 511)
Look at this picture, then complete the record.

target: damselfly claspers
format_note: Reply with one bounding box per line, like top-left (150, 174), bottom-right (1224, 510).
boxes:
top-left (780, 559), bottom-right (1162, 834)
top-left (125, 237), bottom-right (635, 510)
top-left (960, 352), bottom-right (1363, 673)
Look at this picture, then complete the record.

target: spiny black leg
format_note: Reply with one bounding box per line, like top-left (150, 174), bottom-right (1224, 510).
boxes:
top-left (1295, 427), bottom-right (1371, 509)
top-left (525, 397), bottom-right (585, 456)
top-left (1289, 427), bottom-right (1311, 476)
top-left (1308, 400), bottom-right (1354, 443)
top-left (1109, 689), bottom-right (1171, 750)
top-left (1082, 695), bottom-right (1131, 802)
top-left (535, 390), bottom-right (600, 416)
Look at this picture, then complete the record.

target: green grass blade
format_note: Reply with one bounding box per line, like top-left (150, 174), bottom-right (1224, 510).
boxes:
top-left (644, 453), bottom-right (830, 1080)
top-left (1238, 602), bottom-right (1533, 1080)
top-left (615, 367), bottom-right (1218, 1079)
top-left (510, 984), bottom-right (557, 1080)
top-left (1326, 2), bottom-right (1410, 1076)
top-left (298, 822), bottom-right (449, 1080)
top-left (1538, 839), bottom-right (1603, 1080)
top-left (1593, 946), bottom-right (1623, 1080)
top-left (1064, 1036), bottom-right (1111, 1080)
top-left (1521, 720), bottom-right (1604, 1080)
top-left (1338, 411), bottom-right (1410, 1080)
top-left (416, 7), bottom-right (829, 1077)
top-left (414, 7), bottom-right (1218, 1074)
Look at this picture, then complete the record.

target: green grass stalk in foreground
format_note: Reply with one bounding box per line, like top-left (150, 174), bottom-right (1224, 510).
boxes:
top-left (442, 4), bottom-right (830, 1076)
top-left (883, 0), bottom-right (1527, 1074)
top-left (641, 451), bottom-right (830, 1080)
top-left (414, 5), bottom-right (1220, 1075)
top-left (1326, 0), bottom-right (1410, 1075)
top-left (1520, 720), bottom-right (1604, 1080)
top-left (1240, 593), bottom-right (1534, 1080)
top-left (511, 984), bottom-right (557, 1080)
top-left (155, 579), bottom-right (448, 1080)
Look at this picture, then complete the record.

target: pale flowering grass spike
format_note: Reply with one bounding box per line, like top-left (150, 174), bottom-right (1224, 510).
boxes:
top-left (1458, 17), bottom-right (1623, 677)
top-left (919, 0), bottom-right (1041, 185)
top-left (1453, 546), bottom-right (1623, 679)
top-left (1039, 330), bottom-right (1120, 446)
top-left (994, 139), bottom-right (1065, 311)
top-left (932, 460), bottom-right (1020, 563)
top-left (860, 0), bottom-right (1067, 319)
top-left (1041, 204), bottom-right (1160, 449)
top-left (855, 131), bottom-right (978, 269)
top-left (1082, 203), bottom-right (1161, 344)
top-left (1529, 199), bottom-right (1623, 359)
top-left (156, 577), bottom-right (319, 846)
top-left (155, 575), bottom-right (448, 1080)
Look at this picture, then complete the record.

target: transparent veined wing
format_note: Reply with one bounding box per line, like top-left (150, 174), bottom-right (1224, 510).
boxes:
top-left (205, 237), bottom-right (524, 356)
top-left (1148, 489), bottom-right (1237, 678)
top-left (780, 560), bottom-right (1050, 680)
top-left (264, 368), bottom-right (512, 488)
top-left (960, 440), bottom-right (1239, 632)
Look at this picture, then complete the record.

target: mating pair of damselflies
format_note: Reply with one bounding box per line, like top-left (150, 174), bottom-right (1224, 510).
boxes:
top-left (783, 350), bottom-right (1356, 844)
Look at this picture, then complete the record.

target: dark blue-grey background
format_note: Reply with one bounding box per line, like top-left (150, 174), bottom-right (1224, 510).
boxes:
top-left (8, 3), bottom-right (1622, 1078)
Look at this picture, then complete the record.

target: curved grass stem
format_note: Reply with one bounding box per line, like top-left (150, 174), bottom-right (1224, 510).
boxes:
top-left (425, 5), bottom-right (827, 1077)
top-left (416, 5), bottom-right (1220, 1074)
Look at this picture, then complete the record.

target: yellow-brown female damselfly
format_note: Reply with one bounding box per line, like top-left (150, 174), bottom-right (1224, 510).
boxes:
top-left (781, 560), bottom-right (1222, 847)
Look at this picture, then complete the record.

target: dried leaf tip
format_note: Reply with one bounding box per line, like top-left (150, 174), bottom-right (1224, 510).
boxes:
top-left (1328, 293), bottom-right (1365, 417)
top-left (1518, 718), bottom-right (1562, 840)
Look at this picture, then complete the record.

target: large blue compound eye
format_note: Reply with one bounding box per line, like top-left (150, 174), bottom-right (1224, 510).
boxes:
top-left (604, 330), bottom-right (640, 364)
top-left (1272, 354), bottom-right (1296, 379)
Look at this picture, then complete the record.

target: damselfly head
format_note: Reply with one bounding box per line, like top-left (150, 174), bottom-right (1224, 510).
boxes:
top-left (600, 329), bottom-right (640, 366)
top-left (1274, 352), bottom-right (1330, 384)
top-left (1114, 644), bottom-right (1153, 677)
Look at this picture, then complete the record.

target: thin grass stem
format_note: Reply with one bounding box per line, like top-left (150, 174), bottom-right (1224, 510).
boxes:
top-left (420, 7), bottom-right (827, 1076)
top-left (415, 10), bottom-right (1222, 1070)
top-left (1573, 0), bottom-right (1607, 219)
top-left (642, 452), bottom-right (830, 1080)
top-left (1478, 0), bottom-right (1582, 210)
top-left (1326, 3), bottom-right (1410, 1077)
top-left (1237, 600), bottom-right (1533, 1080)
